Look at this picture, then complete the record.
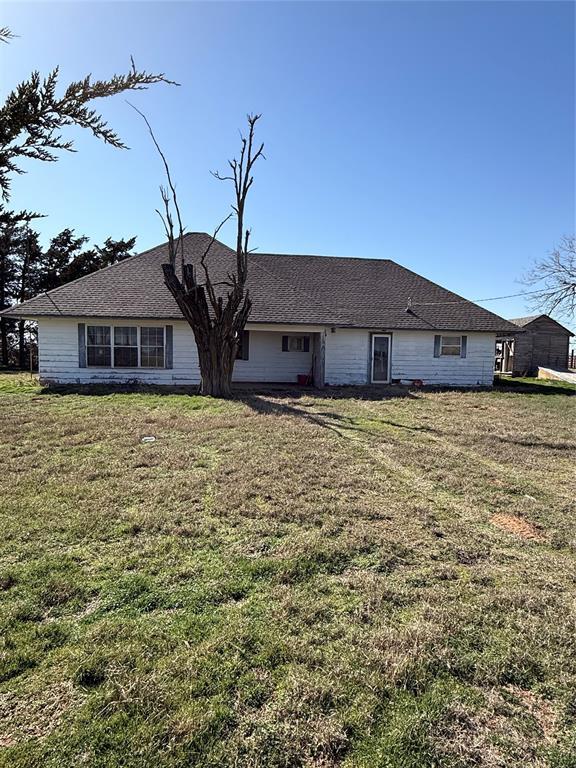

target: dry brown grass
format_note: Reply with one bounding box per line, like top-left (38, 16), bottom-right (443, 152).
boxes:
top-left (490, 513), bottom-right (545, 541)
top-left (0, 374), bottom-right (574, 767)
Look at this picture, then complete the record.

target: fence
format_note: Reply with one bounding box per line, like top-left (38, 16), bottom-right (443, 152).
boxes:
top-left (569, 350), bottom-right (576, 370)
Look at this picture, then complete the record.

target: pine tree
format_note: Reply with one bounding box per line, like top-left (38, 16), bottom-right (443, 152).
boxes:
top-left (0, 26), bottom-right (175, 222)
top-left (38, 229), bottom-right (89, 292)
top-left (60, 236), bottom-right (136, 284)
top-left (0, 226), bottom-right (42, 367)
top-left (0, 225), bottom-right (18, 366)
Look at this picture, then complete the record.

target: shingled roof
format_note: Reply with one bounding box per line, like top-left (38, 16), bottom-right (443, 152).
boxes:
top-left (1, 232), bottom-right (519, 333)
top-left (510, 315), bottom-right (545, 327)
top-left (510, 315), bottom-right (574, 334)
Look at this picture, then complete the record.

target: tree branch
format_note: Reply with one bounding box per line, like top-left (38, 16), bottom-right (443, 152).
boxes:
top-left (521, 236), bottom-right (576, 319)
top-left (127, 102), bottom-right (185, 272)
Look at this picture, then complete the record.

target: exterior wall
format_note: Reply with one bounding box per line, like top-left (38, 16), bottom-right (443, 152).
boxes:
top-left (391, 331), bottom-right (495, 387)
top-left (37, 318), bottom-right (313, 385)
top-left (324, 329), bottom-right (371, 385)
top-left (38, 318), bottom-right (495, 388)
top-left (511, 318), bottom-right (571, 375)
top-left (38, 318), bottom-right (199, 385)
top-left (233, 331), bottom-right (313, 383)
top-left (323, 328), bottom-right (495, 386)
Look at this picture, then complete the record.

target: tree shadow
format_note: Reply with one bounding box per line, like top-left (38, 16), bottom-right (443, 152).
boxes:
top-left (494, 377), bottom-right (574, 396)
top-left (239, 389), bottom-right (441, 439)
top-left (495, 435), bottom-right (575, 451)
top-left (235, 383), bottom-right (420, 402)
top-left (36, 381), bottom-right (424, 401)
top-left (37, 382), bottom-right (201, 397)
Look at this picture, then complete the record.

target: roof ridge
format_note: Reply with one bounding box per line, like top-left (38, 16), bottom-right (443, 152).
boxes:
top-left (255, 252), bottom-right (393, 263)
top-left (509, 314), bottom-right (543, 324)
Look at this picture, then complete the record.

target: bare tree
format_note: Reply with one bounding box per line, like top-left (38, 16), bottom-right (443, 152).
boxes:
top-left (522, 236), bottom-right (576, 319)
top-left (135, 109), bottom-right (264, 397)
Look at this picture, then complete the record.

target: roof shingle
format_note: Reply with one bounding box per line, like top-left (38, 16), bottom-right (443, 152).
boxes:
top-left (1, 233), bottom-right (519, 333)
top-left (510, 315), bottom-right (573, 334)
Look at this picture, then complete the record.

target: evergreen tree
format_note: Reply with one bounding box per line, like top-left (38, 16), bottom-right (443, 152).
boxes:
top-left (0, 25), bottom-right (159, 365)
top-left (0, 225), bottom-right (18, 366)
top-left (0, 26), bottom-right (174, 222)
top-left (38, 229), bottom-right (89, 292)
top-left (60, 236), bottom-right (136, 284)
top-left (0, 226), bottom-right (42, 367)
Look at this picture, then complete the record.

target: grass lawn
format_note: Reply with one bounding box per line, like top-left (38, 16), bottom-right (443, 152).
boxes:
top-left (494, 375), bottom-right (575, 395)
top-left (0, 373), bottom-right (575, 767)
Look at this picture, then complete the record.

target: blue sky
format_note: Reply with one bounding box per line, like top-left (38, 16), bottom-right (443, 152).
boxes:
top-left (1, 1), bottom-right (574, 321)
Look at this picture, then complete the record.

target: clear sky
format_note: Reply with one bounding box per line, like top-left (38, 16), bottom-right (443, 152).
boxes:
top-left (1, 1), bottom-right (574, 321)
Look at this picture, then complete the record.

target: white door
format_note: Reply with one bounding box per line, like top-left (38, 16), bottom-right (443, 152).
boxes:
top-left (371, 334), bottom-right (391, 383)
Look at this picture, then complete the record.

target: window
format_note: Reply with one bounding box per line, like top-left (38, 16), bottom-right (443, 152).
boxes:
top-left (87, 326), bottom-right (111, 367)
top-left (84, 325), bottom-right (166, 368)
top-left (282, 335), bottom-right (310, 352)
top-left (440, 335), bottom-right (462, 356)
top-left (114, 327), bottom-right (138, 367)
top-left (236, 330), bottom-right (249, 361)
top-left (140, 327), bottom-right (165, 368)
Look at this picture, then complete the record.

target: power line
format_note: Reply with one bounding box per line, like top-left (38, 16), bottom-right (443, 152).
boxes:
top-left (411, 289), bottom-right (543, 308)
top-left (42, 291), bottom-right (64, 314)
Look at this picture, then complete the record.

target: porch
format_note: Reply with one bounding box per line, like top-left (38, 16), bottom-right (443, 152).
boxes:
top-left (233, 326), bottom-right (325, 386)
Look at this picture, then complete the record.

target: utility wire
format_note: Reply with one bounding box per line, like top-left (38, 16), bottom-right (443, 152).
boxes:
top-left (42, 291), bottom-right (64, 314)
top-left (410, 288), bottom-right (543, 308)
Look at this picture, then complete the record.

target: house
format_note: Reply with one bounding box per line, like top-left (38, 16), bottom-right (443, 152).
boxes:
top-left (1, 233), bottom-right (519, 388)
top-left (495, 315), bottom-right (573, 376)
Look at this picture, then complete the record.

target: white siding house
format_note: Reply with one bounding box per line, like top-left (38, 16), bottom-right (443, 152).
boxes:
top-left (2, 232), bottom-right (519, 389)
top-left (37, 318), bottom-right (319, 386)
top-left (323, 328), bottom-right (495, 387)
top-left (36, 317), bottom-right (496, 388)
top-left (390, 331), bottom-right (495, 387)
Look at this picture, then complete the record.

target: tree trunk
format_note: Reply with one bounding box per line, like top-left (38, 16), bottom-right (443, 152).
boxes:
top-left (0, 318), bottom-right (8, 367)
top-left (196, 332), bottom-right (237, 397)
top-left (0, 247), bottom-right (8, 367)
top-left (18, 319), bottom-right (26, 369)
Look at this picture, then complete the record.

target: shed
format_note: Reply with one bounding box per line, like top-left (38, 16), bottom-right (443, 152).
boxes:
top-left (496, 315), bottom-right (574, 376)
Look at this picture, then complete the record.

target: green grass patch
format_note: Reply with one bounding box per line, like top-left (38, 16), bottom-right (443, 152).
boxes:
top-left (1, 373), bottom-right (575, 766)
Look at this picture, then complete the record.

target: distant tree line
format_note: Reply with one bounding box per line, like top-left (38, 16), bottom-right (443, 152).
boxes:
top-left (0, 226), bottom-right (136, 368)
top-left (0, 24), bottom-right (170, 369)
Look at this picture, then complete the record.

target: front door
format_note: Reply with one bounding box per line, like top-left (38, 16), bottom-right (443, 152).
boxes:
top-left (371, 334), bottom-right (391, 383)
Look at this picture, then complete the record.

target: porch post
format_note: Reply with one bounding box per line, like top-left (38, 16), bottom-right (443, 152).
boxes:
top-left (312, 331), bottom-right (326, 388)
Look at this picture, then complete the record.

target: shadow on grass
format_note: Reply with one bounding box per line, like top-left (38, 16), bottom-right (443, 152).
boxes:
top-left (37, 382), bottom-right (201, 397)
top-left (494, 376), bottom-right (574, 397)
top-left (495, 435), bottom-right (576, 451)
top-left (238, 389), bottom-right (443, 439)
top-left (31, 380), bottom-right (429, 438)
top-left (34, 381), bottom-right (422, 402)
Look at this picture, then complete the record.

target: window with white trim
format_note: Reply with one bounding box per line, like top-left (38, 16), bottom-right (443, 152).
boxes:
top-left (282, 335), bottom-right (310, 352)
top-left (87, 326), bottom-right (111, 367)
top-left (114, 327), bottom-right (138, 367)
top-left (440, 335), bottom-right (462, 356)
top-left (140, 327), bottom-right (165, 368)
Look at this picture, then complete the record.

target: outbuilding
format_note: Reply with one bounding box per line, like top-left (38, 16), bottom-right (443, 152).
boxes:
top-left (495, 315), bottom-right (573, 375)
